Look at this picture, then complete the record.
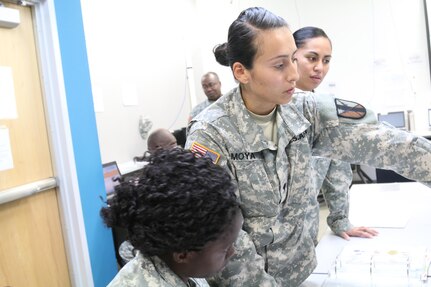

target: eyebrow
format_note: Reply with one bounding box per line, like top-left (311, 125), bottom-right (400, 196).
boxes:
top-left (269, 54), bottom-right (289, 61)
top-left (268, 53), bottom-right (295, 61)
top-left (306, 51), bottom-right (332, 58)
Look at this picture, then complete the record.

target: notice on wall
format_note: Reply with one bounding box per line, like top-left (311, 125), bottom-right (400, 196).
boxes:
top-left (0, 66), bottom-right (18, 119)
top-left (0, 126), bottom-right (14, 171)
top-left (121, 83), bottom-right (138, 106)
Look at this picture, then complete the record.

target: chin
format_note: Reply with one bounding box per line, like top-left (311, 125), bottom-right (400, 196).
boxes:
top-left (212, 262), bottom-right (229, 275)
top-left (280, 95), bottom-right (293, 105)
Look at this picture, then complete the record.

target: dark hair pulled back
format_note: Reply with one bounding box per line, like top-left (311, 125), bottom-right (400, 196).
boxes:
top-left (214, 7), bottom-right (288, 70)
top-left (293, 26), bottom-right (331, 49)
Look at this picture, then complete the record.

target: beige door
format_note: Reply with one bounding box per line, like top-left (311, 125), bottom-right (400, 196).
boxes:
top-left (0, 3), bottom-right (71, 286)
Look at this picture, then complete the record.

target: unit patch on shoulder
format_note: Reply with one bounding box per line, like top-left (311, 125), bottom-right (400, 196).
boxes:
top-left (190, 142), bottom-right (221, 164)
top-left (334, 98), bottom-right (367, 119)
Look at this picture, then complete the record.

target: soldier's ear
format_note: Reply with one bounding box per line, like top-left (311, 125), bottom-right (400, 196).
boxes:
top-left (232, 62), bottom-right (249, 84)
top-left (172, 251), bottom-right (195, 263)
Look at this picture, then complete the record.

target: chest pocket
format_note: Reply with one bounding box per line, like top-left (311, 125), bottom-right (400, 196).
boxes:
top-left (231, 157), bottom-right (279, 218)
top-left (284, 136), bottom-right (315, 207)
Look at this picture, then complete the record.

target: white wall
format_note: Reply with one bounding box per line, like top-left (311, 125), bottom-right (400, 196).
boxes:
top-left (81, 0), bottom-right (431, 170)
top-left (81, 0), bottom-right (198, 170)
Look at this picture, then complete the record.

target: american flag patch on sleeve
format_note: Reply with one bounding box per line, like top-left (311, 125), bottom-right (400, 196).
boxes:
top-left (190, 142), bottom-right (221, 164)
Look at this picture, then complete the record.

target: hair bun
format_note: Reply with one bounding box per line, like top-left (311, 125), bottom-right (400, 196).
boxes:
top-left (213, 43), bottom-right (230, 67)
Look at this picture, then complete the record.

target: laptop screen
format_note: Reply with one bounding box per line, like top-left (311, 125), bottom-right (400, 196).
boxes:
top-left (377, 111), bottom-right (406, 129)
top-left (102, 161), bottom-right (121, 197)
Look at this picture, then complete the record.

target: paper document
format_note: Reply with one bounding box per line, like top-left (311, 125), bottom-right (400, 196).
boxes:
top-left (349, 186), bottom-right (410, 228)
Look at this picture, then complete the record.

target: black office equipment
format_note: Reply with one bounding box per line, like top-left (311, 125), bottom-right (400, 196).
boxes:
top-left (172, 127), bottom-right (187, 148)
top-left (375, 168), bottom-right (414, 183)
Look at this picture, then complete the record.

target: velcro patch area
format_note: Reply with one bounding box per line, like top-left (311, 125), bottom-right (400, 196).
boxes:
top-left (335, 98), bottom-right (366, 119)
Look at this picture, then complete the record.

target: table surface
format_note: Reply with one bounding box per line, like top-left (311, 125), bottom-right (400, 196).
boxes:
top-left (302, 182), bottom-right (431, 286)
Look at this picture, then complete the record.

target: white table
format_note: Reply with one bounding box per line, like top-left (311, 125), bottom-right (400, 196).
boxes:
top-left (302, 182), bottom-right (431, 286)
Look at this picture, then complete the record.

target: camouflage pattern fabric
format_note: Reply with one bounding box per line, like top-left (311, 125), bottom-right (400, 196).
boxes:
top-left (190, 99), bottom-right (216, 120)
top-left (293, 89), bottom-right (353, 242)
top-left (307, 157), bottom-right (353, 245)
top-left (107, 252), bottom-right (209, 287)
top-left (185, 87), bottom-right (431, 287)
top-left (118, 240), bottom-right (136, 265)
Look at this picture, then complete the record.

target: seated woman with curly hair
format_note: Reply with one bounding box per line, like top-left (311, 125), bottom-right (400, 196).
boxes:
top-left (101, 148), bottom-right (242, 287)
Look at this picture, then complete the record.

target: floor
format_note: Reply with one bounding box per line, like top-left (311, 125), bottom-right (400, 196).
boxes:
top-left (317, 202), bottom-right (330, 242)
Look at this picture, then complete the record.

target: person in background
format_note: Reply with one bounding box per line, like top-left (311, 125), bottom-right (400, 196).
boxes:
top-left (101, 148), bottom-right (243, 287)
top-left (186, 6), bottom-right (431, 287)
top-left (293, 26), bottom-right (378, 243)
top-left (134, 128), bottom-right (178, 162)
top-left (147, 128), bottom-right (177, 152)
top-left (189, 72), bottom-right (223, 121)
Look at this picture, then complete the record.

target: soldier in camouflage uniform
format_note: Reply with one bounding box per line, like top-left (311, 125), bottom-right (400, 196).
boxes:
top-left (189, 72), bottom-right (223, 121)
top-left (293, 26), bottom-right (378, 244)
top-left (101, 149), bottom-right (243, 287)
top-left (185, 7), bottom-right (431, 287)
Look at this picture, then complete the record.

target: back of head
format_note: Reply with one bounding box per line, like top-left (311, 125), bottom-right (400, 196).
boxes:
top-left (213, 7), bottom-right (288, 70)
top-left (100, 148), bottom-right (239, 257)
top-left (147, 128), bottom-right (177, 153)
top-left (134, 128), bottom-right (178, 162)
top-left (293, 26), bottom-right (331, 49)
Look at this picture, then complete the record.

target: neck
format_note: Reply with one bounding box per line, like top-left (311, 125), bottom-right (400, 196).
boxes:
top-left (159, 254), bottom-right (189, 284)
top-left (240, 86), bottom-right (277, 115)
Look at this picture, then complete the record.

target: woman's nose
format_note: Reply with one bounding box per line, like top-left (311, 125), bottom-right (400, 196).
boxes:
top-left (314, 61), bottom-right (323, 71)
top-left (287, 61), bottom-right (299, 82)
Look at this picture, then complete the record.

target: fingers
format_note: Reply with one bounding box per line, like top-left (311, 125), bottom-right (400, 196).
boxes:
top-left (346, 226), bottom-right (379, 238)
top-left (363, 227), bottom-right (379, 236)
top-left (338, 231), bottom-right (351, 241)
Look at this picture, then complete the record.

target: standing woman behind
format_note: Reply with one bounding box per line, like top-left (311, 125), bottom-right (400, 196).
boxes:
top-left (186, 7), bottom-right (431, 287)
top-left (293, 26), bottom-right (378, 243)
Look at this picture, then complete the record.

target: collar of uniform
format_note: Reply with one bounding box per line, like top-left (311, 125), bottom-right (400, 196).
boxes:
top-left (273, 92), bottom-right (311, 145)
top-left (229, 87), bottom-right (277, 152)
top-left (143, 254), bottom-right (190, 286)
top-left (206, 99), bottom-right (216, 105)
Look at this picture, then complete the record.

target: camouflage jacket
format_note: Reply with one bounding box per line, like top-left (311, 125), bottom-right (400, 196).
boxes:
top-left (292, 89), bottom-right (353, 242)
top-left (307, 156), bottom-right (353, 244)
top-left (186, 87), bottom-right (431, 287)
top-left (190, 99), bottom-right (216, 120)
top-left (107, 252), bottom-right (209, 287)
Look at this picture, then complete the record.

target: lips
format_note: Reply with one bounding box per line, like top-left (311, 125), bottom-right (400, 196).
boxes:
top-left (285, 87), bottom-right (295, 95)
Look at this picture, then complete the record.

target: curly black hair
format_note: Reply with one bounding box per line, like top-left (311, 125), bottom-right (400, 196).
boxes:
top-left (100, 148), bottom-right (239, 257)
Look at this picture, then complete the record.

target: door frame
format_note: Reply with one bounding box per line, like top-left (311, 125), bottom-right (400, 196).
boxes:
top-left (33, 2), bottom-right (93, 286)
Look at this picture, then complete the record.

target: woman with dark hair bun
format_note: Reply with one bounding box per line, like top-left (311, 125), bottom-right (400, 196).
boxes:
top-left (101, 148), bottom-right (242, 287)
top-left (186, 6), bottom-right (431, 287)
top-left (293, 26), bottom-right (378, 245)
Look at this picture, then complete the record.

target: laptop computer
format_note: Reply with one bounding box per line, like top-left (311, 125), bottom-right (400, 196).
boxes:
top-left (102, 161), bottom-right (121, 198)
top-left (377, 111), bottom-right (406, 129)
